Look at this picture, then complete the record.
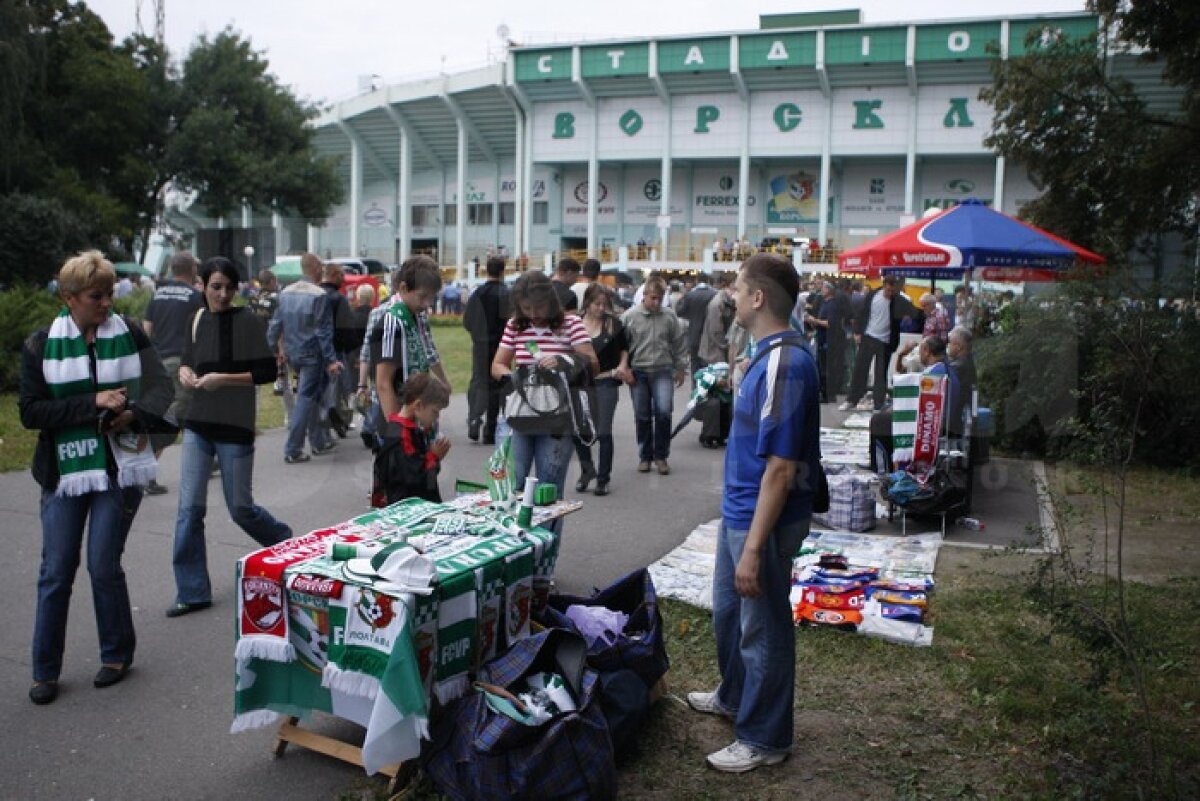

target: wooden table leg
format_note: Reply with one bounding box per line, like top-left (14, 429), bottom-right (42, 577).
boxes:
top-left (272, 716), bottom-right (300, 757)
top-left (272, 716), bottom-right (405, 789)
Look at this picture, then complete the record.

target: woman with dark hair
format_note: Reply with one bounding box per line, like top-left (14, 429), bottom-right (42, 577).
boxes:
top-left (573, 283), bottom-right (631, 496)
top-left (20, 251), bottom-right (174, 704)
top-left (491, 272), bottom-right (598, 507)
top-left (167, 257), bottom-right (292, 618)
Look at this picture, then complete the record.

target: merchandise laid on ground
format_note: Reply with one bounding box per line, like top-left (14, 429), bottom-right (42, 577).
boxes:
top-left (231, 495), bottom-right (573, 777)
top-left (651, 417), bottom-right (945, 647)
top-left (650, 522), bottom-right (940, 648)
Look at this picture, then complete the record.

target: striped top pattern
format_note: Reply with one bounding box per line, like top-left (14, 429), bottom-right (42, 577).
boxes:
top-left (499, 316), bottom-right (591, 366)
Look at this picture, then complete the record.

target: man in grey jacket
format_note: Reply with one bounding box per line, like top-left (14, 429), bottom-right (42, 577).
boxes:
top-left (621, 276), bottom-right (688, 475)
top-left (266, 253), bottom-right (342, 463)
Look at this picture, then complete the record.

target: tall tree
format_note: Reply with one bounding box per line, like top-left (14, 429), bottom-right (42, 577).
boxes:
top-left (981, 1), bottom-right (1199, 274)
top-left (167, 28), bottom-right (341, 221)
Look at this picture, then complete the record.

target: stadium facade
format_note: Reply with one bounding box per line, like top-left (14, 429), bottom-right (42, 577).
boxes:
top-left (169, 10), bottom-right (1181, 274)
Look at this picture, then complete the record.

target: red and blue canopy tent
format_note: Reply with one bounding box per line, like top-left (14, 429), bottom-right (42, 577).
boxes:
top-left (837, 199), bottom-right (1105, 282)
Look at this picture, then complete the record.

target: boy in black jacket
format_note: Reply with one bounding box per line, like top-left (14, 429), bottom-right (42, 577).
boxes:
top-left (371, 373), bottom-right (452, 507)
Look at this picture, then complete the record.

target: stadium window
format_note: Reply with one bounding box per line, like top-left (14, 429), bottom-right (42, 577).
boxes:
top-left (443, 204), bottom-right (457, 226)
top-left (532, 201), bottom-right (549, 224)
top-left (499, 202), bottom-right (516, 224)
top-left (411, 204), bottom-right (438, 227)
top-left (468, 203), bottom-right (493, 226)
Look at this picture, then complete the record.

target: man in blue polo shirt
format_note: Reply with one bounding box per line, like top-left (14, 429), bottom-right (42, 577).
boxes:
top-left (687, 253), bottom-right (821, 773)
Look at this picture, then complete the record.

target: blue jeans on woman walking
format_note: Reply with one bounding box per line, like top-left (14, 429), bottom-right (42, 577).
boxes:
top-left (630, 368), bottom-right (675, 462)
top-left (173, 429), bottom-right (292, 605)
top-left (711, 518), bottom-right (809, 753)
top-left (34, 482), bottom-right (142, 682)
top-left (574, 379), bottom-right (620, 482)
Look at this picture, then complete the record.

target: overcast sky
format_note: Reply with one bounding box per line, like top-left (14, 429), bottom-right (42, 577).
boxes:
top-left (84, 0), bottom-right (1086, 105)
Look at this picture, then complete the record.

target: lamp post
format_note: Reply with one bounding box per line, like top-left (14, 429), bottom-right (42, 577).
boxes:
top-left (243, 245), bottom-right (256, 278)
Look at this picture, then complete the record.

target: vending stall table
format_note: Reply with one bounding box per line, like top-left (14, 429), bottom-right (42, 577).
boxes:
top-left (230, 496), bottom-right (579, 785)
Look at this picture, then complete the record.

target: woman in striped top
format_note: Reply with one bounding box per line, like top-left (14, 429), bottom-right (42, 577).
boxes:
top-left (491, 272), bottom-right (598, 510)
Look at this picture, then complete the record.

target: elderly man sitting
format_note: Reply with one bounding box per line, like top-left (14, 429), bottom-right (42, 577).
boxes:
top-left (868, 335), bottom-right (958, 473)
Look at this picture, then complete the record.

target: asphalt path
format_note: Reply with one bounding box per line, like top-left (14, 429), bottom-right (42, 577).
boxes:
top-left (0, 388), bottom-right (1045, 799)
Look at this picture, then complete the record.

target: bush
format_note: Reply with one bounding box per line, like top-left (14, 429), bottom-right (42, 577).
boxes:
top-left (976, 281), bottom-right (1200, 467)
top-left (0, 284), bottom-right (65, 392)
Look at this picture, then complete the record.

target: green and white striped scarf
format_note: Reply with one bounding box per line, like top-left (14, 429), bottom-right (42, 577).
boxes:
top-left (385, 301), bottom-right (433, 378)
top-left (42, 309), bottom-right (149, 496)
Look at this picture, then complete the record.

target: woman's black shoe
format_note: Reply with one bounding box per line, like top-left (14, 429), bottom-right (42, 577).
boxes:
top-left (594, 480), bottom-right (609, 497)
top-left (94, 664), bottom-right (130, 688)
top-left (576, 464), bottom-right (597, 492)
top-left (29, 681), bottom-right (58, 705)
top-left (166, 601), bottom-right (212, 618)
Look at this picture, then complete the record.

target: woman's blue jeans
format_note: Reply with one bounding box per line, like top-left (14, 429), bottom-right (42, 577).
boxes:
top-left (629, 368), bottom-right (675, 462)
top-left (173, 429), bottom-right (292, 605)
top-left (34, 481), bottom-right (142, 682)
top-left (711, 518), bottom-right (809, 752)
top-left (573, 379), bottom-right (621, 482)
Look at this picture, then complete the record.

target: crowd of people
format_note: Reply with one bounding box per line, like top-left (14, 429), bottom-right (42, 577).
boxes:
top-left (17, 245), bottom-right (973, 775)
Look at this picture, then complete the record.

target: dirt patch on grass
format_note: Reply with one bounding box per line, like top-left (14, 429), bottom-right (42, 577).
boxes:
top-left (1047, 463), bottom-right (1200, 583)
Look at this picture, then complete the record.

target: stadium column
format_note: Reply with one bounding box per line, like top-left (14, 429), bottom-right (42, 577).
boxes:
top-left (438, 167), bottom-right (447, 266)
top-left (816, 30), bottom-right (832, 247)
top-left (616, 163), bottom-right (625, 253)
top-left (573, 46), bottom-right (599, 259)
top-left (456, 116), bottom-right (467, 280)
top-left (349, 134), bottom-right (362, 259)
top-left (818, 95), bottom-right (832, 247)
top-left (524, 114), bottom-right (534, 260)
top-left (650, 41), bottom-right (672, 260)
top-left (493, 162), bottom-right (502, 260)
top-left (732, 35), bottom-right (750, 242)
top-left (272, 208), bottom-right (282, 265)
top-left (904, 25), bottom-right (918, 219)
top-left (994, 156), bottom-right (1006, 212)
top-left (398, 126), bottom-right (411, 263)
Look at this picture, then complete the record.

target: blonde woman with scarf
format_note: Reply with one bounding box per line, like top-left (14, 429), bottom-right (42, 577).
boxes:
top-left (19, 251), bottom-right (173, 705)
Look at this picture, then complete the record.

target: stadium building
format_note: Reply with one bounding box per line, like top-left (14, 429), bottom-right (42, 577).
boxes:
top-left (168, 9), bottom-right (1182, 277)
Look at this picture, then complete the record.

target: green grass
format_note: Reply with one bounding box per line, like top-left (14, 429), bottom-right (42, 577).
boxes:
top-left (361, 562), bottom-right (1200, 801)
top-left (0, 323), bottom-right (474, 474)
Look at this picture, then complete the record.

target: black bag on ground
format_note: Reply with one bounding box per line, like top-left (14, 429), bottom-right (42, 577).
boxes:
top-left (537, 568), bottom-right (669, 691)
top-left (421, 629), bottom-right (616, 801)
top-left (696, 396), bottom-right (731, 442)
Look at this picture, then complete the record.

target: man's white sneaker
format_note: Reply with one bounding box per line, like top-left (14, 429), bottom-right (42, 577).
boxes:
top-left (705, 741), bottom-right (788, 773)
top-left (837, 401), bottom-right (854, 411)
top-left (686, 691), bottom-right (734, 719)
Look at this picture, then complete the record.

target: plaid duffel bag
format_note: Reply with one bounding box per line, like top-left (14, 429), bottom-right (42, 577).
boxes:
top-left (538, 568), bottom-right (670, 691)
top-left (421, 629), bottom-right (616, 801)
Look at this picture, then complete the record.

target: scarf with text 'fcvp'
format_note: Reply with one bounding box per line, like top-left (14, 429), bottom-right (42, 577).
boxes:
top-left (42, 309), bottom-right (155, 495)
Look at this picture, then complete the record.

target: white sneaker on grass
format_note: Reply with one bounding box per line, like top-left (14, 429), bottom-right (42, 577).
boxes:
top-left (705, 741), bottom-right (788, 773)
top-left (686, 691), bottom-right (734, 719)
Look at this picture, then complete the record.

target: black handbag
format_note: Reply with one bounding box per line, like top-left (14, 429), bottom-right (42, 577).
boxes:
top-left (504, 358), bottom-right (596, 443)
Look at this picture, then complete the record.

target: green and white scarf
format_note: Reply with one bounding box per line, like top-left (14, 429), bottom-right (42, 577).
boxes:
top-left (385, 301), bottom-right (433, 379)
top-left (42, 309), bottom-right (155, 496)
